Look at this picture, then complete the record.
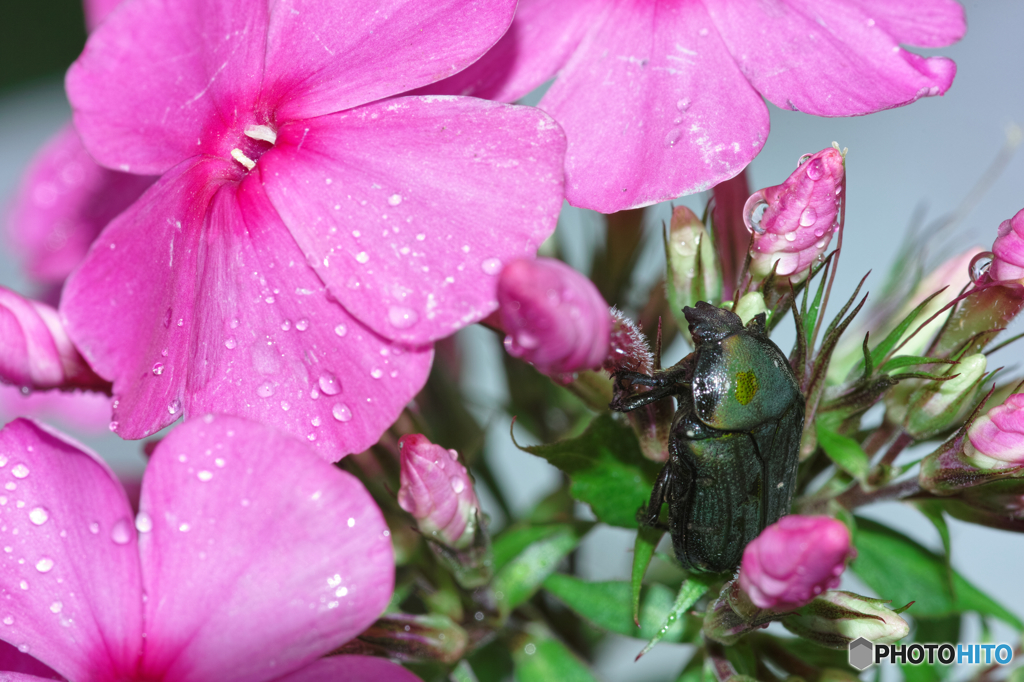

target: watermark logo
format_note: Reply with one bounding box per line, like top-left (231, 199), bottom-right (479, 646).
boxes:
top-left (849, 638), bottom-right (1014, 670)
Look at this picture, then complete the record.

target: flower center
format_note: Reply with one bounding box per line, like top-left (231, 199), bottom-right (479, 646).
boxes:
top-left (230, 124), bottom-right (277, 171)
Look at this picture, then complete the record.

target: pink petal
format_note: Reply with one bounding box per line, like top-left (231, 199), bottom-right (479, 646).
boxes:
top-left (0, 675), bottom-right (61, 682)
top-left (6, 124), bottom-right (153, 286)
top-left (61, 158), bottom-right (432, 458)
top-left (539, 1), bottom-right (769, 212)
top-left (261, 96), bottom-right (565, 344)
top-left (416, 0), bottom-right (596, 102)
top-left (135, 416), bottom-right (393, 682)
top-left (705, 0), bottom-right (960, 117)
top-left (66, 0), bottom-right (269, 175)
top-left (263, 0), bottom-right (517, 121)
top-left (0, 387), bottom-right (111, 436)
top-left (82, 0), bottom-right (125, 32)
top-left (845, 0), bottom-right (966, 48)
top-left (271, 656), bottom-right (422, 682)
top-left (61, 157), bottom-right (228, 440)
top-left (0, 419), bottom-right (143, 681)
top-left (0, 641), bottom-right (63, 680)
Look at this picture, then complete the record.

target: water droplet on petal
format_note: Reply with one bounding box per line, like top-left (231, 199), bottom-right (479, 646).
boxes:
top-left (370, 368), bottom-right (383, 379)
top-left (281, 320), bottom-right (292, 331)
top-left (28, 507), bottom-right (48, 525)
top-left (111, 518), bottom-right (132, 545)
top-left (109, 421), bottom-right (119, 432)
top-left (318, 373), bottom-right (341, 396)
top-left (969, 251), bottom-right (994, 284)
top-left (296, 319), bottom-right (309, 332)
top-left (355, 251), bottom-right (369, 264)
top-left (676, 97), bottom-right (691, 111)
top-left (334, 324), bottom-right (347, 337)
top-left (225, 337), bottom-right (237, 350)
top-left (742, 193), bottom-right (768, 235)
top-left (388, 193), bottom-right (402, 206)
top-left (179, 523), bottom-right (191, 532)
top-left (332, 404), bottom-right (353, 422)
top-left (784, 232), bottom-right (796, 242)
top-left (49, 601), bottom-right (62, 613)
top-left (152, 362), bottom-right (164, 376)
top-left (664, 129), bottom-right (681, 147)
top-left (197, 470), bottom-right (213, 482)
top-left (11, 464), bottom-right (29, 479)
top-left (799, 207), bottom-right (816, 227)
top-left (797, 153), bottom-right (813, 166)
top-left (451, 478), bottom-right (465, 494)
top-left (89, 522), bottom-right (99, 534)
top-left (481, 258), bottom-right (502, 275)
top-left (168, 399), bottom-right (181, 415)
top-left (2, 616), bottom-right (12, 626)
top-left (257, 382), bottom-right (274, 398)
top-left (388, 306), bottom-right (418, 329)
top-left (805, 158), bottom-right (824, 180)
top-left (35, 558), bottom-right (54, 573)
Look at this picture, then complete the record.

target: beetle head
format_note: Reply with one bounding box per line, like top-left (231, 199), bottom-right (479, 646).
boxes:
top-left (684, 301), bottom-right (744, 344)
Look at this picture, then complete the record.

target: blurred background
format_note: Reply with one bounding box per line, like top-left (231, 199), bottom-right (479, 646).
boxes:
top-left (0, 0), bottom-right (1021, 679)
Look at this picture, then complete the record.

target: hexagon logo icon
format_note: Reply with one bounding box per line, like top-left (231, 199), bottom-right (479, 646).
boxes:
top-left (849, 637), bottom-right (874, 670)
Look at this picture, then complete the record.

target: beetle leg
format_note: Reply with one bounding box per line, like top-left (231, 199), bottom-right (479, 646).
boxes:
top-left (611, 383), bottom-right (682, 413)
top-left (637, 462), bottom-right (673, 530)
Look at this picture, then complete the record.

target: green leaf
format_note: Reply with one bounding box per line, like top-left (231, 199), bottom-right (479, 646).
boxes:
top-left (632, 526), bottom-right (664, 625)
top-left (492, 522), bottom-right (593, 611)
top-left (521, 415), bottom-right (662, 528)
top-left (860, 290), bottom-right (946, 374)
top-left (816, 423), bottom-right (870, 481)
top-left (637, 576), bottom-right (714, 658)
top-left (913, 501), bottom-right (955, 598)
top-left (512, 623), bottom-right (600, 682)
top-left (542, 574), bottom-right (697, 643)
top-left (802, 255), bottom-right (831, 344)
top-left (851, 517), bottom-right (1022, 629)
top-left (879, 355), bottom-right (958, 372)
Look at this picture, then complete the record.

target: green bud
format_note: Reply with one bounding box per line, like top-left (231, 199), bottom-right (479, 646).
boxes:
top-left (733, 292), bottom-right (768, 326)
top-left (665, 205), bottom-right (722, 334)
top-left (333, 612), bottom-right (469, 664)
top-left (781, 591), bottom-right (909, 649)
top-left (901, 354), bottom-right (988, 439)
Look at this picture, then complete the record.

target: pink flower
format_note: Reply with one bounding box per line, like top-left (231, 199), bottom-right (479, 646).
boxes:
top-left (422, 0), bottom-right (964, 212)
top-left (744, 147), bottom-right (846, 279)
top-left (0, 415), bottom-right (417, 682)
top-left (496, 258), bottom-right (610, 376)
top-left (964, 394), bottom-right (1024, 469)
top-left (988, 208), bottom-right (1024, 285)
top-left (397, 434), bottom-right (480, 549)
top-left (62, 0), bottom-right (566, 459)
top-left (0, 287), bottom-right (104, 392)
top-left (0, 387), bottom-right (111, 435)
top-left (738, 515), bottom-right (854, 612)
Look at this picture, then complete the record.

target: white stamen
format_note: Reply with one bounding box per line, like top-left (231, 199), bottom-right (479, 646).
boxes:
top-left (245, 124), bottom-right (277, 145)
top-left (231, 148), bottom-right (256, 170)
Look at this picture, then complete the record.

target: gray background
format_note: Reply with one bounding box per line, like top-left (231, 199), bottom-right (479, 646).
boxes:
top-left (0, 0), bottom-right (1021, 678)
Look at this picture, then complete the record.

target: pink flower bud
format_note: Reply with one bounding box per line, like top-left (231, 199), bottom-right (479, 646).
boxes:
top-left (963, 394), bottom-right (1024, 468)
top-left (988, 208), bottom-right (1024, 285)
top-left (738, 515), bottom-right (854, 612)
top-left (744, 146), bottom-right (846, 279)
top-left (397, 434), bottom-right (480, 549)
top-left (0, 286), bottom-right (104, 391)
top-left (497, 258), bottom-right (611, 376)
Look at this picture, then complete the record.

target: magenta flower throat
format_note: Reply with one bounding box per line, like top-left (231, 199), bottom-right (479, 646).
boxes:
top-left (61, 0), bottom-right (567, 458)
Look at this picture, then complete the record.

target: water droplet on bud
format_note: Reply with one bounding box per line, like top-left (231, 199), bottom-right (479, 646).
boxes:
top-left (969, 251), bottom-right (994, 284)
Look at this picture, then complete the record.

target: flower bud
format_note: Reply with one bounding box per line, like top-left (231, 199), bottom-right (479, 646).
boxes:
top-left (962, 394), bottom-right (1024, 470)
top-left (497, 258), bottom-right (611, 376)
top-left (744, 146), bottom-right (846, 280)
top-left (738, 515), bottom-right (853, 612)
top-left (782, 591), bottom-right (910, 648)
top-left (0, 286), bottom-right (104, 391)
top-left (398, 434), bottom-right (480, 549)
top-left (334, 612), bottom-right (468, 664)
top-left (899, 354), bottom-right (987, 440)
top-left (989, 208), bottom-right (1024, 285)
top-left (664, 205), bottom-right (721, 323)
top-left (940, 478), bottom-right (1024, 532)
top-left (732, 292), bottom-right (768, 326)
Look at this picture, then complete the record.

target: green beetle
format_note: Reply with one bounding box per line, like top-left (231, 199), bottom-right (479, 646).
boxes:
top-left (611, 302), bottom-right (804, 573)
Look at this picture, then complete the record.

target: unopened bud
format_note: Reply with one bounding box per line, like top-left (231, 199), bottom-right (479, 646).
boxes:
top-left (744, 146), bottom-right (845, 281)
top-left (989, 208), bottom-right (1024, 285)
top-left (900, 354), bottom-right (987, 439)
top-left (334, 612), bottom-right (468, 664)
top-left (0, 287), bottom-right (104, 391)
top-left (941, 477), bottom-right (1024, 532)
top-left (398, 435), bottom-right (480, 549)
top-left (738, 515), bottom-right (853, 612)
top-left (782, 591), bottom-right (910, 648)
top-left (962, 393), bottom-right (1024, 470)
top-left (664, 206), bottom-right (721, 325)
top-left (497, 258), bottom-right (611, 377)
top-left (732, 292), bottom-right (768, 326)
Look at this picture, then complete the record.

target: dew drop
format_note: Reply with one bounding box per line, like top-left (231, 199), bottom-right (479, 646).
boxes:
top-left (197, 470), bottom-right (213, 482)
top-left (296, 319), bottom-right (309, 332)
top-left (799, 207), bottom-right (816, 227)
top-left (969, 251), bottom-right (994, 284)
top-left (18, 581), bottom-right (27, 591)
top-left (742, 196), bottom-right (768, 235)
top-left (225, 337), bottom-right (237, 349)
top-left (28, 507), bottom-right (48, 525)
top-left (49, 601), bottom-right (62, 614)
top-left (784, 232), bottom-right (796, 242)
top-left (168, 399), bottom-right (181, 415)
top-left (388, 193), bottom-right (402, 206)
top-left (355, 251), bottom-right (370, 264)
top-left (35, 558), bottom-right (54, 573)
top-left (280, 400), bottom-right (291, 411)
top-left (257, 382), bottom-right (274, 398)
top-left (11, 464), bottom-right (29, 479)
top-left (111, 518), bottom-right (132, 545)
top-left (2, 617), bottom-right (12, 626)
top-left (334, 324), bottom-right (347, 337)
top-left (151, 362), bottom-right (164, 376)
top-left (388, 306), bottom-right (418, 329)
top-left (281, 320), bottom-right (292, 331)
top-left (88, 522), bottom-right (99, 535)
top-left (676, 97), bottom-right (691, 111)
top-left (4, 482), bottom-right (14, 492)
top-left (370, 368), bottom-right (383, 379)
top-left (17, 644), bottom-right (28, 654)
top-left (179, 523), bottom-right (191, 533)
top-left (311, 416), bottom-right (322, 427)
top-left (318, 373), bottom-right (342, 396)
top-left (481, 258), bottom-right (502, 275)
top-left (332, 404), bottom-right (353, 422)
top-left (805, 158), bottom-right (824, 180)
top-left (664, 129), bottom-right (681, 147)
top-left (451, 478), bottom-right (465, 494)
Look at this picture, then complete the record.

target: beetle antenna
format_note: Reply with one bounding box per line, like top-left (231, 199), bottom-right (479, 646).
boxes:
top-left (654, 317), bottom-right (664, 370)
